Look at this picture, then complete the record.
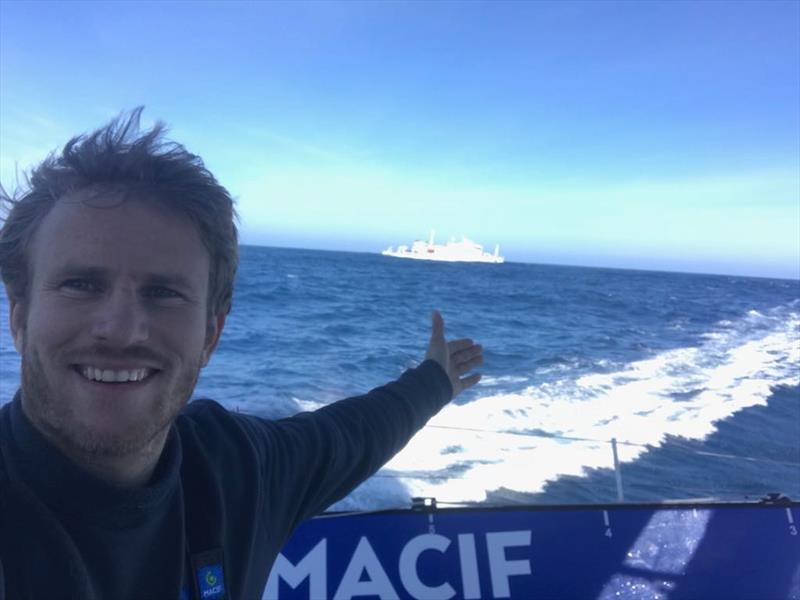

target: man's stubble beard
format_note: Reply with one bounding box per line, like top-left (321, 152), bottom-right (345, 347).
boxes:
top-left (20, 345), bottom-right (202, 458)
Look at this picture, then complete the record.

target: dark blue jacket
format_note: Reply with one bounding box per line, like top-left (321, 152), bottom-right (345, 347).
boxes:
top-left (0, 360), bottom-right (452, 600)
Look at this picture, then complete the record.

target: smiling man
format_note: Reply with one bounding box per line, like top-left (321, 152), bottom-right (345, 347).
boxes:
top-left (10, 191), bottom-right (224, 488)
top-left (0, 110), bottom-right (483, 599)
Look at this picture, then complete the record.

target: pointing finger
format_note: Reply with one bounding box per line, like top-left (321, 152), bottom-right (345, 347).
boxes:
top-left (447, 338), bottom-right (474, 354)
top-left (452, 343), bottom-right (482, 361)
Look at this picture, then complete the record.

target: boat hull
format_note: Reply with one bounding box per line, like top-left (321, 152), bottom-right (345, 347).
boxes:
top-left (266, 500), bottom-right (800, 599)
top-left (381, 250), bottom-right (505, 264)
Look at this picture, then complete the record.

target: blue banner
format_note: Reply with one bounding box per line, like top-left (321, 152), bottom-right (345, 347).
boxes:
top-left (266, 502), bottom-right (800, 599)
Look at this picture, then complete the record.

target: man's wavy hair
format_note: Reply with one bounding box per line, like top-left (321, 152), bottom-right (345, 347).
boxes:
top-left (0, 108), bottom-right (239, 316)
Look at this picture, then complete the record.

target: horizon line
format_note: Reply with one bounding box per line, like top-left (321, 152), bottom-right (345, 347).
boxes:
top-left (238, 242), bottom-right (800, 282)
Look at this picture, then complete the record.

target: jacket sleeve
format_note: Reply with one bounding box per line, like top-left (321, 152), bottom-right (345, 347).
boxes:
top-left (239, 359), bottom-right (452, 531)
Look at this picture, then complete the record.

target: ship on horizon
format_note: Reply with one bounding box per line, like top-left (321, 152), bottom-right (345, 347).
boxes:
top-left (381, 230), bottom-right (505, 263)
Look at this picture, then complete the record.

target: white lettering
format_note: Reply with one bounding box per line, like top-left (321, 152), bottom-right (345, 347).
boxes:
top-left (486, 530), bottom-right (532, 598)
top-left (398, 534), bottom-right (455, 599)
top-left (202, 585), bottom-right (222, 598)
top-left (334, 537), bottom-right (399, 600)
top-left (267, 528), bottom-right (534, 599)
top-left (457, 534), bottom-right (481, 599)
top-left (265, 539), bottom-right (326, 599)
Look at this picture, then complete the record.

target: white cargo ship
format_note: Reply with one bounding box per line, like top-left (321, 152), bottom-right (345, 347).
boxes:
top-left (382, 230), bottom-right (504, 263)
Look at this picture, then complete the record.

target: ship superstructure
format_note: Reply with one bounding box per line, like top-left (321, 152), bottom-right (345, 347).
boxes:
top-left (382, 230), bottom-right (504, 264)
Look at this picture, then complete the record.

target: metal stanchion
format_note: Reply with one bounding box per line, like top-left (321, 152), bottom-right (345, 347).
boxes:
top-left (612, 437), bottom-right (625, 502)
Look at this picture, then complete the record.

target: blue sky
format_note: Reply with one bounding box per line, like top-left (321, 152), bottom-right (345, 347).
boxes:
top-left (1, 0), bottom-right (798, 278)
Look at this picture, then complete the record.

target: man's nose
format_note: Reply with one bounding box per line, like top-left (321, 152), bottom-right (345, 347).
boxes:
top-left (89, 288), bottom-right (150, 346)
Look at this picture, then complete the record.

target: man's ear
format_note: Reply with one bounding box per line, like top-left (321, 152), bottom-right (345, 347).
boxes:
top-left (8, 297), bottom-right (25, 355)
top-left (201, 312), bottom-right (227, 367)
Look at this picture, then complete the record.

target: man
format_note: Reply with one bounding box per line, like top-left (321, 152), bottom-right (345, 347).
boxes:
top-left (0, 110), bottom-right (483, 599)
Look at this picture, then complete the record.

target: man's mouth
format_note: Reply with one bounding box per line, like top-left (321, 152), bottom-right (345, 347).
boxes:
top-left (73, 365), bottom-right (158, 384)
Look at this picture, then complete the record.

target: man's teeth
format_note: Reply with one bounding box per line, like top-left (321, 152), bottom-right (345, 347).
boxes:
top-left (80, 366), bottom-right (152, 383)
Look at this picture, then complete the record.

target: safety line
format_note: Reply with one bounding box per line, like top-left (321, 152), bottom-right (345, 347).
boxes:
top-left (425, 424), bottom-right (800, 468)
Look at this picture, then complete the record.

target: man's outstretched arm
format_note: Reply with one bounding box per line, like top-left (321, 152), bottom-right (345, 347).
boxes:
top-left (226, 310), bottom-right (484, 525)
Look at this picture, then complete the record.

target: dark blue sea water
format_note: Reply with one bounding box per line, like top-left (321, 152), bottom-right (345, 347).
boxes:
top-left (1, 245), bottom-right (798, 510)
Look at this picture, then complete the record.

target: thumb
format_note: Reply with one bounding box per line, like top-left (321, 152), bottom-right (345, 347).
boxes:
top-left (430, 310), bottom-right (445, 343)
top-left (426, 310), bottom-right (446, 364)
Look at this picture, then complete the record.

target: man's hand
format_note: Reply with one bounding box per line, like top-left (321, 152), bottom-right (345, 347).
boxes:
top-left (425, 310), bottom-right (483, 398)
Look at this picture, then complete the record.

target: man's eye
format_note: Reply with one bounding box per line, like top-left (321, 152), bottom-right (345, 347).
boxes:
top-left (144, 286), bottom-right (182, 299)
top-left (61, 279), bottom-right (100, 293)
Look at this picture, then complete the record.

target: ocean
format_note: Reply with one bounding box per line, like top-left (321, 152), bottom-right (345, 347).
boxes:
top-left (1, 245), bottom-right (798, 510)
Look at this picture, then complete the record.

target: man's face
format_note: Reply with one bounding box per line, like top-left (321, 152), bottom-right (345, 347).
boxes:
top-left (9, 193), bottom-right (225, 457)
